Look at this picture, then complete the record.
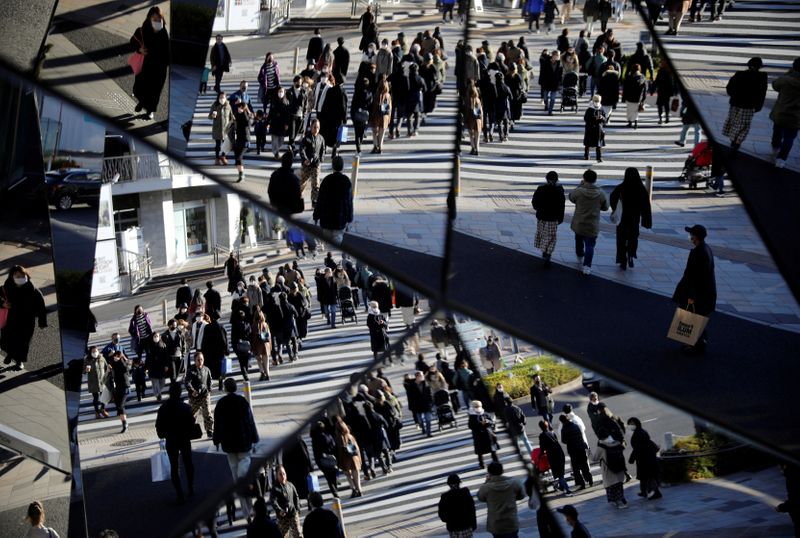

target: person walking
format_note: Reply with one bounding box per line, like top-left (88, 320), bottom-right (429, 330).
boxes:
top-left (468, 400), bottom-right (499, 468)
top-left (310, 420), bottom-right (340, 498)
top-left (1, 267), bottom-right (46, 367)
top-left (504, 396), bottom-right (534, 454)
top-left (583, 0), bottom-right (599, 37)
top-left (185, 352), bottom-right (213, 439)
top-left (214, 378), bottom-right (259, 520)
top-left (370, 75), bottom-right (392, 154)
top-left (303, 492), bottom-right (345, 537)
top-left (107, 350), bottom-right (132, 433)
top-left (270, 464), bottom-right (302, 537)
top-left (162, 318), bottom-right (187, 381)
top-left (247, 497), bottom-right (282, 538)
top-left (556, 505), bottom-right (592, 538)
top-left (540, 50), bottom-right (563, 115)
top-left (351, 76), bottom-right (373, 154)
top-left (175, 279), bottom-right (192, 311)
top-left (209, 35), bottom-right (231, 94)
top-left (257, 52), bottom-right (281, 107)
top-left (266, 87), bottom-right (290, 160)
top-left (130, 6), bottom-right (169, 120)
top-left (367, 301), bottom-right (390, 364)
top-left (83, 346), bottom-right (109, 419)
top-left (652, 59), bottom-right (677, 124)
top-left (334, 418), bottom-right (363, 498)
top-left (268, 151), bottom-right (305, 216)
top-left (525, 0), bottom-right (545, 33)
top-left (477, 462), bottom-right (526, 538)
top-left (209, 91), bottom-right (235, 167)
top-left (318, 75), bottom-right (348, 159)
top-left (313, 156), bottom-right (353, 245)
top-left (672, 224), bottom-right (716, 354)
top-left (675, 99), bottom-right (702, 147)
top-left (438, 474), bottom-right (478, 537)
top-left (251, 310), bottom-right (272, 381)
top-left (596, 65), bottom-right (619, 123)
top-left (531, 171), bottom-right (565, 266)
top-left (594, 434), bottom-right (629, 508)
top-left (203, 280), bottom-right (222, 316)
top-left (25, 501), bottom-right (60, 538)
top-left (538, 419), bottom-right (571, 494)
top-left (569, 168), bottom-right (609, 275)
top-left (560, 414), bottom-right (593, 489)
top-left (622, 64), bottom-right (647, 129)
top-left (200, 310), bottom-right (229, 390)
top-left (301, 119), bottom-right (326, 207)
top-left (769, 57), bottom-right (800, 169)
top-left (722, 57), bottom-right (768, 151)
top-left (627, 416), bottom-right (662, 499)
top-left (529, 373), bottom-right (553, 423)
top-left (306, 28), bottom-right (324, 65)
top-left (465, 82), bottom-right (484, 155)
top-left (155, 384), bottom-right (197, 503)
top-left (582, 95), bottom-right (607, 162)
top-left (610, 167), bottom-right (652, 271)
top-left (409, 370), bottom-right (435, 437)
top-left (146, 331), bottom-right (171, 401)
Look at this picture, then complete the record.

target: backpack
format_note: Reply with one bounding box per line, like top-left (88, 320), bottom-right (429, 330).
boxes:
top-left (604, 444), bottom-right (626, 473)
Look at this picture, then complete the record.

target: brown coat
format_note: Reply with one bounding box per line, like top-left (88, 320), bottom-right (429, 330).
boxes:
top-left (335, 432), bottom-right (362, 473)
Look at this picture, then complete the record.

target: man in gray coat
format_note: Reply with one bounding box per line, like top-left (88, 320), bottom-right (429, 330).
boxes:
top-left (569, 169), bottom-right (609, 275)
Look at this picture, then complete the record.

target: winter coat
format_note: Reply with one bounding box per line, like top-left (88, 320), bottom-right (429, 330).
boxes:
top-left (107, 356), bottom-right (131, 391)
top-left (364, 406), bottom-right (390, 451)
top-left (532, 181), bottom-right (566, 223)
top-left (561, 420), bottom-right (588, 455)
top-left (623, 72), bottom-right (647, 104)
top-left (200, 320), bottom-right (228, 379)
top-left (209, 99), bottom-right (235, 141)
top-left (583, 0), bottom-right (599, 18)
top-left (371, 280), bottom-right (393, 314)
top-left (268, 164), bottom-right (304, 215)
top-left (629, 427), bottom-right (659, 481)
top-left (367, 312), bottom-right (389, 354)
top-left (771, 69), bottom-right (800, 128)
top-left (539, 429), bottom-right (566, 476)
top-left (155, 397), bottom-right (196, 443)
top-left (306, 35), bottom-right (324, 63)
top-left (175, 284), bottom-right (192, 310)
top-left (303, 507), bottom-right (344, 538)
top-left (463, 54), bottom-right (480, 85)
top-left (210, 42), bottom-right (231, 71)
top-left (610, 178), bottom-right (652, 236)
top-left (83, 354), bottom-right (108, 394)
top-left (598, 70), bottom-right (621, 107)
top-left (653, 68), bottom-right (677, 106)
top-left (267, 97), bottom-right (290, 137)
top-left (504, 404), bottom-right (527, 437)
top-left (727, 68), bottom-right (768, 111)
top-left (333, 45), bottom-right (350, 83)
top-left (0, 280), bottom-right (46, 363)
top-left (582, 104), bottom-right (607, 148)
top-left (282, 438), bottom-right (313, 499)
top-left (376, 48), bottom-right (394, 79)
top-left (204, 288), bottom-right (222, 315)
top-left (270, 480), bottom-right (301, 516)
top-left (319, 85), bottom-right (348, 148)
top-left (213, 392), bottom-right (259, 453)
top-left (540, 60), bottom-right (563, 91)
top-left (146, 340), bottom-right (171, 379)
top-left (525, 0), bottom-right (544, 14)
top-left (672, 241), bottom-right (716, 315)
top-left (335, 431), bottom-right (362, 473)
top-left (477, 475), bottom-right (525, 534)
top-left (569, 181), bottom-right (609, 238)
top-left (468, 410), bottom-right (496, 455)
top-left (595, 439), bottom-right (626, 488)
top-left (407, 380), bottom-right (434, 414)
top-left (438, 487), bottom-right (478, 532)
top-left (313, 171), bottom-right (353, 231)
top-left (130, 23), bottom-right (170, 112)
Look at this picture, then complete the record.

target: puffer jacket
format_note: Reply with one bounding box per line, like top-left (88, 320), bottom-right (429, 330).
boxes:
top-left (770, 68), bottom-right (800, 128)
top-left (477, 475), bottom-right (526, 534)
top-left (569, 181), bottom-right (609, 238)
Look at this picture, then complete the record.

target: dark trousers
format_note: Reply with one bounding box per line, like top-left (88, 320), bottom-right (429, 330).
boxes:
top-left (91, 392), bottom-right (105, 413)
top-left (615, 227), bottom-right (639, 264)
top-left (235, 352), bottom-right (250, 380)
top-left (354, 121), bottom-right (367, 151)
top-left (213, 68), bottom-right (224, 94)
top-left (321, 466), bottom-right (338, 497)
top-left (256, 134), bottom-right (266, 152)
top-left (772, 124), bottom-right (799, 160)
top-left (568, 450), bottom-right (593, 486)
top-left (289, 117), bottom-right (303, 146)
top-left (166, 438), bottom-right (195, 498)
top-left (442, 3), bottom-right (454, 20)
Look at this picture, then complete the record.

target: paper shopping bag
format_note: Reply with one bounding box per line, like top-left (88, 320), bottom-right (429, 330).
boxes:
top-left (150, 442), bottom-right (171, 482)
top-left (666, 307), bottom-right (709, 346)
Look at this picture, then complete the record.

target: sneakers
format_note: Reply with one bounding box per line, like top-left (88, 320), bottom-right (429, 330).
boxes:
top-left (775, 158), bottom-right (787, 169)
top-left (582, 266), bottom-right (592, 275)
top-left (576, 255), bottom-right (584, 264)
top-left (564, 490), bottom-right (574, 497)
top-left (674, 140), bottom-right (685, 147)
top-left (238, 171), bottom-right (244, 182)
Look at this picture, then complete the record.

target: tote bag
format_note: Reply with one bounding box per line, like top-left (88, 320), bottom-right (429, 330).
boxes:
top-left (666, 306), bottom-right (709, 346)
top-left (150, 441), bottom-right (171, 481)
top-left (128, 30), bottom-right (145, 75)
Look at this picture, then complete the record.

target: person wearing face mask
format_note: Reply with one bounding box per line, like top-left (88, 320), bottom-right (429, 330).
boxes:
top-left (107, 350), bottom-right (132, 433)
top-left (627, 417), bottom-right (662, 500)
top-left (362, 43), bottom-right (377, 65)
top-left (162, 320), bottom-right (187, 381)
top-left (267, 87), bottom-right (290, 160)
top-left (0, 265), bottom-right (46, 371)
top-left (257, 52), bottom-right (281, 108)
top-left (210, 35), bottom-right (232, 94)
top-left (101, 332), bottom-right (128, 362)
top-left (129, 6), bottom-right (170, 120)
top-left (84, 346), bottom-right (109, 419)
top-left (127, 305), bottom-right (153, 361)
top-left (231, 96), bottom-right (253, 182)
top-left (146, 331), bottom-right (171, 401)
top-left (210, 91), bottom-right (235, 166)
top-left (286, 76), bottom-right (309, 150)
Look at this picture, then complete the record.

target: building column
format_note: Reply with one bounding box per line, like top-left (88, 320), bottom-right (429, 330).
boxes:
top-left (138, 190), bottom-right (175, 269)
top-left (215, 191), bottom-right (241, 252)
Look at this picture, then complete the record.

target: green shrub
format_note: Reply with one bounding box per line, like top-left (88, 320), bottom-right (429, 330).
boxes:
top-left (659, 432), bottom-right (766, 483)
top-left (483, 356), bottom-right (581, 400)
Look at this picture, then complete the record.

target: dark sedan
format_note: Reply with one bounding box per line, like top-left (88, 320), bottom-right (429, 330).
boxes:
top-left (44, 168), bottom-right (102, 210)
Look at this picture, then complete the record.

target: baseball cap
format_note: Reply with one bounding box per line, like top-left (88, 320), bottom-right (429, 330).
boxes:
top-left (557, 504), bottom-right (578, 518)
top-left (684, 224), bottom-right (707, 240)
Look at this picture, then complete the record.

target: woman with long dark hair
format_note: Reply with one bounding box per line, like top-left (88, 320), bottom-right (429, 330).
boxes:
top-left (610, 167), bottom-right (653, 270)
top-left (130, 6), bottom-right (170, 120)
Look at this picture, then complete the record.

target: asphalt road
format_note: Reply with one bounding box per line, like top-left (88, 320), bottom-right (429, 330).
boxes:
top-left (0, 0), bottom-right (57, 74)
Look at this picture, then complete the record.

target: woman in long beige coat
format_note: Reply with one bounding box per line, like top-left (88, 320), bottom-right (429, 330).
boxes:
top-left (334, 417), bottom-right (363, 498)
top-left (209, 91), bottom-right (235, 165)
top-left (370, 76), bottom-right (392, 154)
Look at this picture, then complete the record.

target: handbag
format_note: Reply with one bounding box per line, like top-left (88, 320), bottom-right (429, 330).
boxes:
top-left (610, 198), bottom-right (622, 225)
top-left (381, 100), bottom-right (391, 115)
top-left (319, 452), bottom-right (338, 471)
top-left (99, 384), bottom-right (113, 406)
top-left (671, 97), bottom-right (680, 112)
top-left (236, 340), bottom-right (251, 355)
top-left (128, 31), bottom-right (145, 75)
top-left (353, 109), bottom-right (369, 123)
top-left (345, 440), bottom-right (359, 456)
top-left (0, 288), bottom-right (8, 330)
top-left (337, 125), bottom-right (349, 143)
top-left (666, 305), bottom-right (709, 346)
top-left (190, 422), bottom-right (203, 440)
top-left (259, 330), bottom-right (269, 342)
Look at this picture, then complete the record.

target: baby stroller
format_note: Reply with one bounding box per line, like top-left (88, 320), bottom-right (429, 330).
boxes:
top-left (680, 140), bottom-right (713, 189)
top-left (434, 389), bottom-right (457, 430)
top-left (531, 447), bottom-right (557, 493)
top-left (338, 286), bottom-right (358, 324)
top-left (561, 72), bottom-right (579, 113)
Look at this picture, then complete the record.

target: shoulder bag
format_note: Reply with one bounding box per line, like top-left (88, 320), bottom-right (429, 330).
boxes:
top-left (0, 287), bottom-right (8, 330)
top-left (128, 30), bottom-right (145, 75)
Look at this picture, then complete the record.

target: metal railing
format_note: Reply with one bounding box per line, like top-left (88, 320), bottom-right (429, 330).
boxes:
top-left (118, 246), bottom-right (152, 292)
top-left (102, 153), bottom-right (172, 183)
top-left (213, 243), bottom-right (241, 267)
top-left (352, 0), bottom-right (381, 19)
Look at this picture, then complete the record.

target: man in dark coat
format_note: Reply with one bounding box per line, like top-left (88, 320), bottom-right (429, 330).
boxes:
top-left (559, 414), bottom-right (593, 489)
top-left (408, 371), bottom-right (434, 437)
top-left (282, 436), bottom-right (313, 499)
top-left (540, 50), bottom-right (563, 115)
top-left (155, 383), bottom-right (197, 503)
top-left (213, 378), bottom-right (259, 519)
top-left (203, 280), bottom-right (222, 315)
top-left (532, 170), bottom-right (566, 266)
top-left (723, 57), bottom-right (768, 151)
top-left (200, 310), bottom-right (228, 386)
top-left (268, 151), bottom-right (304, 215)
top-left (529, 374), bottom-right (552, 424)
top-left (306, 29), bottom-right (324, 64)
top-left (313, 156), bottom-right (353, 245)
top-left (672, 224), bottom-right (716, 353)
top-left (332, 37), bottom-right (350, 86)
top-left (210, 34), bottom-right (232, 94)
top-left (504, 396), bottom-right (533, 455)
top-left (303, 492), bottom-right (344, 538)
top-left (438, 474), bottom-right (477, 535)
top-left (538, 420), bottom-right (571, 494)
top-left (175, 278), bottom-right (192, 310)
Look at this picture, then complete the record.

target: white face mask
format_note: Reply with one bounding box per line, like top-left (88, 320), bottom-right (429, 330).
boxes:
top-left (302, 82), bottom-right (309, 89)
top-left (218, 97), bottom-right (226, 104)
top-left (14, 276), bottom-right (27, 286)
top-left (91, 351), bottom-right (100, 358)
top-left (151, 20), bottom-right (163, 32)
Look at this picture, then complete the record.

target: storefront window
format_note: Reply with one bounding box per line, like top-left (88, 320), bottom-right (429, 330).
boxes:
top-left (185, 206), bottom-right (208, 255)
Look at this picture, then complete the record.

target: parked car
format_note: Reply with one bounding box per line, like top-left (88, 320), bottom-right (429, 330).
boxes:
top-left (44, 168), bottom-right (102, 210)
top-left (581, 370), bottom-right (624, 393)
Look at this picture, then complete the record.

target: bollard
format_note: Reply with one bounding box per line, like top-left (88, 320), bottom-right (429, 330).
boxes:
top-left (162, 299), bottom-right (168, 325)
top-left (664, 432), bottom-right (674, 451)
top-left (243, 379), bottom-right (252, 407)
top-left (454, 154), bottom-right (461, 196)
top-left (351, 154), bottom-right (360, 197)
top-left (331, 497), bottom-right (348, 537)
top-left (293, 47), bottom-right (300, 75)
top-left (645, 165), bottom-right (654, 201)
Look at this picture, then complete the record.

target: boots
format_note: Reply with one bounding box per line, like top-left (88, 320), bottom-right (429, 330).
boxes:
top-left (584, 147), bottom-right (590, 160)
top-left (596, 147), bottom-right (603, 162)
